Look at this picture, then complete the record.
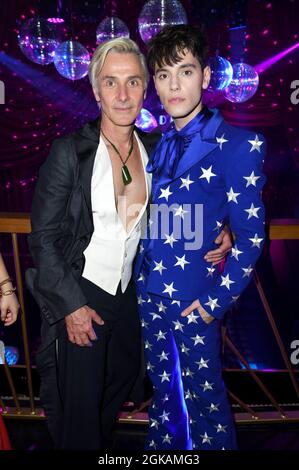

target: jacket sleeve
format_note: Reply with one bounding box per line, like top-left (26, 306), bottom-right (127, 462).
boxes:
top-left (28, 138), bottom-right (87, 325)
top-left (198, 133), bottom-right (266, 320)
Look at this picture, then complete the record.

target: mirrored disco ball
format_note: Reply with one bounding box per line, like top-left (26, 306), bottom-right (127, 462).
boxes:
top-left (224, 63), bottom-right (259, 103)
top-left (208, 56), bottom-right (233, 91)
top-left (18, 17), bottom-right (61, 65)
top-left (54, 40), bottom-right (90, 80)
top-left (138, 0), bottom-right (187, 44)
top-left (96, 17), bottom-right (129, 44)
top-left (136, 108), bottom-right (158, 132)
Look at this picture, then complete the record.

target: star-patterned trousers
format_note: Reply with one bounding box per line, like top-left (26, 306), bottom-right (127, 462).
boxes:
top-left (136, 271), bottom-right (238, 451)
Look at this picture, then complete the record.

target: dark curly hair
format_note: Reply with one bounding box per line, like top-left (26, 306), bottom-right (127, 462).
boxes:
top-left (147, 25), bottom-right (209, 72)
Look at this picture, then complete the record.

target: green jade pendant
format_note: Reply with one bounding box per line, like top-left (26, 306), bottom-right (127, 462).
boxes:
top-left (122, 164), bottom-right (132, 185)
top-left (100, 128), bottom-right (133, 186)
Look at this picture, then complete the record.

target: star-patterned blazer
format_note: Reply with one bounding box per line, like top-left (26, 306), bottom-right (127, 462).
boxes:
top-left (134, 108), bottom-right (266, 320)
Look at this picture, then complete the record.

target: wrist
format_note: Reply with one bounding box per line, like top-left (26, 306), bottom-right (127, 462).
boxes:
top-left (1, 282), bottom-right (13, 291)
top-left (1, 286), bottom-right (16, 296)
top-left (0, 277), bottom-right (13, 289)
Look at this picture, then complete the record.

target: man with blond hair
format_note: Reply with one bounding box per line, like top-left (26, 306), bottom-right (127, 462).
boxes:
top-left (27, 37), bottom-right (231, 450)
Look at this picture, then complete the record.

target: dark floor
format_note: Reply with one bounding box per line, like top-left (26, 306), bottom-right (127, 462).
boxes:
top-left (3, 418), bottom-right (299, 451)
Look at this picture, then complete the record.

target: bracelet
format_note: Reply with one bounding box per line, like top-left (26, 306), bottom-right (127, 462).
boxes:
top-left (1, 287), bottom-right (17, 296)
top-left (0, 277), bottom-right (13, 288)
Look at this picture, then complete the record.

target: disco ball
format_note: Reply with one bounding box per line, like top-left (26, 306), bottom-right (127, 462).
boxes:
top-left (136, 108), bottom-right (158, 132)
top-left (138, 0), bottom-right (187, 44)
top-left (18, 17), bottom-right (61, 65)
top-left (54, 40), bottom-right (90, 80)
top-left (224, 62), bottom-right (259, 103)
top-left (96, 17), bottom-right (129, 44)
top-left (208, 56), bottom-right (233, 91)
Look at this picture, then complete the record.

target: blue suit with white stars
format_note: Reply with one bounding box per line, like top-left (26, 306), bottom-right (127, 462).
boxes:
top-left (134, 108), bottom-right (266, 450)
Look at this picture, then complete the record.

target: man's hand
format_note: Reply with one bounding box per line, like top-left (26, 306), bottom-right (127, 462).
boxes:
top-left (65, 305), bottom-right (104, 347)
top-left (181, 299), bottom-right (214, 324)
top-left (204, 226), bottom-right (232, 265)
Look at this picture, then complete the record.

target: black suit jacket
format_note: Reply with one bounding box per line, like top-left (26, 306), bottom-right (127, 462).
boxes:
top-left (26, 117), bottom-right (160, 352)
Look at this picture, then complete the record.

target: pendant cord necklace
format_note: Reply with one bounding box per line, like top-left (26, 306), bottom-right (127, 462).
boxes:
top-left (100, 128), bottom-right (134, 185)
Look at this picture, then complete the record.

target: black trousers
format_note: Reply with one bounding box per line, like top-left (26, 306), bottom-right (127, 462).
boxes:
top-left (35, 277), bottom-right (141, 450)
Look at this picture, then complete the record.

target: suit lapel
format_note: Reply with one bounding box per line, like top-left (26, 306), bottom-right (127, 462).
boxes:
top-left (174, 134), bottom-right (218, 180)
top-left (73, 117), bottom-right (100, 217)
top-left (172, 108), bottom-right (224, 181)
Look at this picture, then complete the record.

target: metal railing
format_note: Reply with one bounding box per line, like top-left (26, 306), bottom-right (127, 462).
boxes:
top-left (0, 213), bottom-right (37, 418)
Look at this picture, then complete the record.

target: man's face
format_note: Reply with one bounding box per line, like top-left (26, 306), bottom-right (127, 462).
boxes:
top-left (153, 50), bottom-right (210, 127)
top-left (94, 51), bottom-right (146, 128)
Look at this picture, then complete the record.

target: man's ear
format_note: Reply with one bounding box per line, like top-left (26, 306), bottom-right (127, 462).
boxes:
top-left (202, 65), bottom-right (211, 90)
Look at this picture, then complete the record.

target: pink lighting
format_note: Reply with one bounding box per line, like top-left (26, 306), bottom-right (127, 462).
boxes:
top-left (255, 42), bottom-right (299, 73)
top-left (47, 18), bottom-right (65, 24)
